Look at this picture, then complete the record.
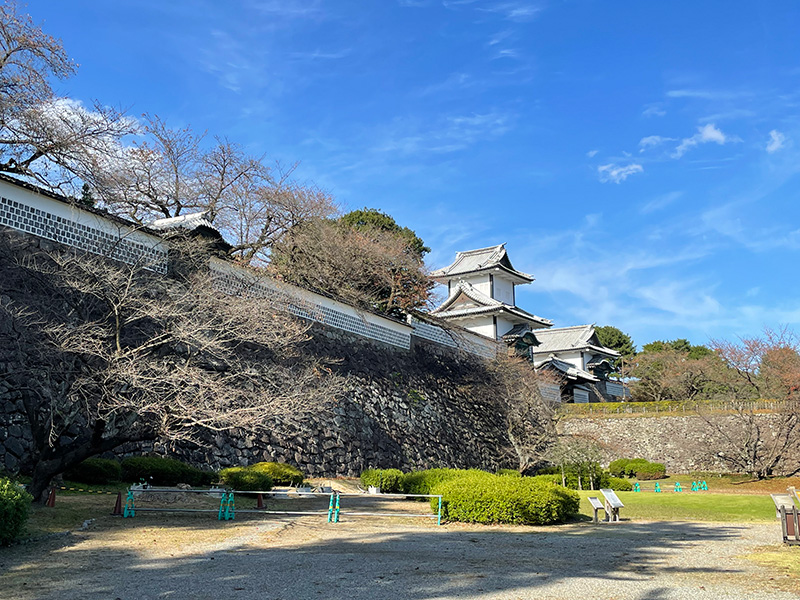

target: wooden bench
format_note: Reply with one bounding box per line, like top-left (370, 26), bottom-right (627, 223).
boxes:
top-left (600, 488), bottom-right (624, 523)
top-left (772, 492), bottom-right (800, 545)
top-left (587, 496), bottom-right (605, 524)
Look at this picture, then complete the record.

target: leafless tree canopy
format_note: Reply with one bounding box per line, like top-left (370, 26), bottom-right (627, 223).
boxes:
top-left (0, 234), bottom-right (341, 499)
top-left (270, 218), bottom-right (433, 316)
top-left (484, 355), bottom-right (562, 473)
top-left (0, 3), bottom-right (133, 191)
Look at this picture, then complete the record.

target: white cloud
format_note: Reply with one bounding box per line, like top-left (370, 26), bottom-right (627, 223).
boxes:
top-left (672, 123), bottom-right (735, 159)
top-left (586, 149), bottom-right (598, 158)
top-left (642, 104), bottom-right (666, 118)
top-left (597, 163), bottom-right (643, 184)
top-left (476, 2), bottom-right (543, 22)
top-left (766, 129), bottom-right (786, 154)
top-left (639, 135), bottom-right (676, 151)
top-left (640, 191), bottom-right (683, 214)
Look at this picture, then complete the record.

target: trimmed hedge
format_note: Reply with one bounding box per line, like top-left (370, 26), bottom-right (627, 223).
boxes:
top-left (401, 468), bottom-right (483, 496)
top-left (608, 458), bottom-right (631, 478)
top-left (608, 458), bottom-right (667, 480)
top-left (0, 478), bottom-right (32, 545)
top-left (121, 456), bottom-right (216, 487)
top-left (249, 462), bottom-right (304, 486)
top-left (360, 468), bottom-right (404, 493)
top-left (432, 472), bottom-right (580, 525)
top-left (496, 468), bottom-right (522, 477)
top-left (64, 458), bottom-right (122, 484)
top-left (606, 476), bottom-right (633, 491)
top-left (635, 462), bottom-right (667, 480)
top-left (219, 467), bottom-right (274, 491)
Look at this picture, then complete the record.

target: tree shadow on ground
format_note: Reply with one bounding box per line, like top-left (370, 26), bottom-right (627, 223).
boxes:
top-left (0, 515), bottom-right (778, 600)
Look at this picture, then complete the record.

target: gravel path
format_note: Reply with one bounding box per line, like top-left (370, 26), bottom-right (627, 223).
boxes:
top-left (0, 517), bottom-right (797, 600)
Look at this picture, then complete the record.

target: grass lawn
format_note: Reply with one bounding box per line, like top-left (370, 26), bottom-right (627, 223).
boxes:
top-left (577, 490), bottom-right (776, 522)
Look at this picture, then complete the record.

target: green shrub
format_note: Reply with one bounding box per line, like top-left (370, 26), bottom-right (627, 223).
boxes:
top-left (401, 468), bottom-right (483, 495)
top-left (635, 462), bottom-right (667, 480)
top-left (249, 462), bottom-right (304, 486)
top-left (360, 468), bottom-right (405, 493)
top-left (432, 472), bottom-right (579, 525)
top-left (608, 459), bottom-right (631, 478)
top-left (0, 478), bottom-right (32, 545)
top-left (535, 463), bottom-right (605, 490)
top-left (121, 456), bottom-right (216, 487)
top-left (605, 476), bottom-right (633, 491)
top-left (496, 468), bottom-right (522, 477)
top-left (624, 458), bottom-right (650, 478)
top-left (219, 467), bottom-right (274, 491)
top-left (64, 458), bottom-right (122, 485)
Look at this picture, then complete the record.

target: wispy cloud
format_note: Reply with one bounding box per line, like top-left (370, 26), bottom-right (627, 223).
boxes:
top-left (640, 191), bottom-right (683, 214)
top-left (766, 129), bottom-right (786, 153)
top-left (639, 135), bottom-right (676, 151)
top-left (597, 163), bottom-right (643, 184)
top-left (586, 149), bottom-right (598, 158)
top-left (672, 123), bottom-right (737, 159)
top-left (642, 103), bottom-right (666, 118)
top-left (475, 2), bottom-right (543, 22)
top-left (372, 111), bottom-right (514, 155)
top-left (247, 0), bottom-right (325, 18)
top-left (289, 48), bottom-right (351, 61)
top-left (666, 89), bottom-right (752, 101)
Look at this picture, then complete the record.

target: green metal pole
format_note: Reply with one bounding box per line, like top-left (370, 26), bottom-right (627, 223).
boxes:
top-left (218, 492), bottom-right (227, 520)
top-left (437, 496), bottom-right (442, 526)
top-left (123, 490), bottom-right (136, 518)
top-left (327, 492), bottom-right (335, 523)
top-left (334, 492), bottom-right (341, 523)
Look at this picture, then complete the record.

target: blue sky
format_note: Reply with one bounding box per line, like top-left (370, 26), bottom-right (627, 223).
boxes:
top-left (27, 1), bottom-right (800, 349)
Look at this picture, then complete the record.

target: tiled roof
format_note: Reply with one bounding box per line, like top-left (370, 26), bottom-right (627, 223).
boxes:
top-left (149, 212), bottom-right (218, 233)
top-left (529, 324), bottom-right (619, 357)
top-left (431, 244), bottom-right (533, 282)
top-left (535, 355), bottom-right (599, 382)
top-left (432, 281), bottom-right (552, 327)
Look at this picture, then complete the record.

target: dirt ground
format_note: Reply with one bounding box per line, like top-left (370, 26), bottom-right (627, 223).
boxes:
top-left (1, 503), bottom-right (798, 600)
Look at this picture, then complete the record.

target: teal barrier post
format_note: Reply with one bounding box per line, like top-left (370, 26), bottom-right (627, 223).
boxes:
top-left (225, 492), bottom-right (235, 520)
top-left (633, 483), bottom-right (641, 492)
top-left (674, 482), bottom-right (682, 493)
top-left (701, 480), bottom-right (708, 490)
top-left (123, 490), bottom-right (136, 518)
top-left (327, 492), bottom-right (335, 523)
top-left (437, 496), bottom-right (442, 526)
top-left (654, 482), bottom-right (661, 493)
top-left (691, 481), bottom-right (698, 491)
top-left (334, 492), bottom-right (341, 523)
top-left (218, 492), bottom-right (228, 520)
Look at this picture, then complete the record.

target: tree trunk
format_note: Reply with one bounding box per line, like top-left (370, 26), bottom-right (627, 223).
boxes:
top-left (28, 458), bottom-right (69, 502)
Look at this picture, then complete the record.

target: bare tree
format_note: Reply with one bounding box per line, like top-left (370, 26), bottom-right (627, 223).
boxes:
top-left (270, 218), bottom-right (433, 316)
top-left (0, 234), bottom-right (341, 500)
top-left (488, 355), bottom-right (561, 474)
top-left (93, 117), bottom-right (337, 264)
top-left (216, 161), bottom-right (338, 265)
top-left (701, 328), bottom-right (800, 478)
top-left (0, 3), bottom-right (134, 191)
top-left (543, 436), bottom-right (603, 490)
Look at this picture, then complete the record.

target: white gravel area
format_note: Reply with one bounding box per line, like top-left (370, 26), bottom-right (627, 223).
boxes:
top-left (1, 517), bottom-right (797, 600)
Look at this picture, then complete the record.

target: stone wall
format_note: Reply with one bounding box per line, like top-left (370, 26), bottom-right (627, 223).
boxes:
top-left (158, 325), bottom-right (510, 476)
top-left (560, 412), bottom-right (800, 475)
top-left (0, 279), bottom-right (511, 476)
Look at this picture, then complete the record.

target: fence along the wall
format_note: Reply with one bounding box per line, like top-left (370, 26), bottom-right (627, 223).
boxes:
top-left (0, 178), bottom-right (168, 273)
top-left (408, 316), bottom-right (500, 359)
top-left (0, 176), bottom-right (498, 357)
top-left (209, 258), bottom-right (414, 349)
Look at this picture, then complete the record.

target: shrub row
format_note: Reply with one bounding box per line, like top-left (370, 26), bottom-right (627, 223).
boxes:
top-left (64, 458), bottom-right (123, 484)
top-left (121, 457), bottom-right (217, 487)
top-left (433, 471), bottom-right (580, 526)
top-left (608, 458), bottom-right (667, 480)
top-left (219, 462), bottom-right (306, 491)
top-left (360, 468), bottom-right (404, 493)
top-left (0, 477), bottom-right (32, 545)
